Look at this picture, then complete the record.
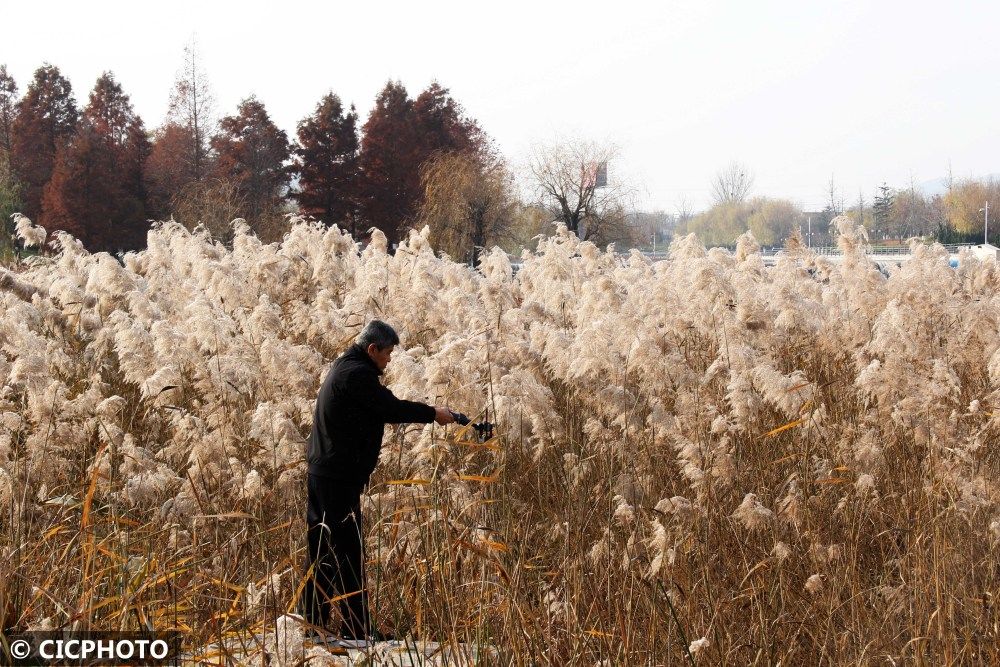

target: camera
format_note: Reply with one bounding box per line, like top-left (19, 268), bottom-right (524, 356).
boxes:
top-left (448, 411), bottom-right (495, 443)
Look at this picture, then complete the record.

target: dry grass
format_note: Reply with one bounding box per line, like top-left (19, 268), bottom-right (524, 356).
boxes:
top-left (1, 216), bottom-right (998, 665)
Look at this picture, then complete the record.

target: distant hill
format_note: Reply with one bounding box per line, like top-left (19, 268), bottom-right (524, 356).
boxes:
top-left (917, 173), bottom-right (1000, 198)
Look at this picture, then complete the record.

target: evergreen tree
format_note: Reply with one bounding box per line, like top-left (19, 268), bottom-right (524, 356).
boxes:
top-left (0, 149), bottom-right (21, 256)
top-left (210, 96), bottom-right (292, 222)
top-left (293, 93), bottom-right (360, 234)
top-left (11, 64), bottom-right (78, 220)
top-left (0, 65), bottom-right (19, 251)
top-left (873, 182), bottom-right (895, 240)
top-left (0, 65), bottom-right (17, 155)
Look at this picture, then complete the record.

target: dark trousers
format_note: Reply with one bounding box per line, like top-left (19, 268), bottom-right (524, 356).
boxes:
top-left (302, 474), bottom-right (370, 636)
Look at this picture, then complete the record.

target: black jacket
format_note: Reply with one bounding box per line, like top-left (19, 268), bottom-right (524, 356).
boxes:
top-left (307, 344), bottom-right (436, 487)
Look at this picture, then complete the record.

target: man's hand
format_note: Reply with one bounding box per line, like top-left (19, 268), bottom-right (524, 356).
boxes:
top-left (434, 407), bottom-right (456, 425)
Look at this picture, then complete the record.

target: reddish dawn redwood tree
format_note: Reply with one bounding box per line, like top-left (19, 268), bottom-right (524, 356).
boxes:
top-left (357, 81), bottom-right (418, 246)
top-left (292, 92), bottom-right (361, 234)
top-left (41, 125), bottom-right (116, 248)
top-left (122, 120), bottom-right (152, 236)
top-left (145, 121), bottom-right (198, 219)
top-left (413, 82), bottom-right (483, 157)
top-left (358, 81), bottom-right (484, 246)
top-left (210, 96), bottom-right (291, 222)
top-left (41, 72), bottom-right (150, 251)
top-left (11, 64), bottom-right (77, 221)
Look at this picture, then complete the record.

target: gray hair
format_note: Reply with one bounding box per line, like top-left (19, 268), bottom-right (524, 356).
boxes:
top-left (356, 320), bottom-right (400, 350)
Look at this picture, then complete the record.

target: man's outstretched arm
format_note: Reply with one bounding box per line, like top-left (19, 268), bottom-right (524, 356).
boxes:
top-left (357, 371), bottom-right (455, 425)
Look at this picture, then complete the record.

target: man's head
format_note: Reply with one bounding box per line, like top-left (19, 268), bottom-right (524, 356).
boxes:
top-left (356, 320), bottom-right (400, 371)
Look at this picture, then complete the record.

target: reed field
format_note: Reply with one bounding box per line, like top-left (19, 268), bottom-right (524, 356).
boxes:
top-left (0, 214), bottom-right (998, 665)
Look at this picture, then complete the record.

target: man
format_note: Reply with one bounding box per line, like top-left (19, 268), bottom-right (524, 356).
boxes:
top-left (302, 319), bottom-right (455, 644)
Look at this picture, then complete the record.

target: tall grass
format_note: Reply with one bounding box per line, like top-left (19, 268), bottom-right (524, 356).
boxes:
top-left (0, 215), bottom-right (997, 664)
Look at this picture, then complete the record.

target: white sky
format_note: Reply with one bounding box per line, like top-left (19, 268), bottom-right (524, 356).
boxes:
top-left (5, 0), bottom-right (999, 212)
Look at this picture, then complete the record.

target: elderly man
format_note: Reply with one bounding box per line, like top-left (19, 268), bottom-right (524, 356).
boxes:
top-left (302, 320), bottom-right (455, 645)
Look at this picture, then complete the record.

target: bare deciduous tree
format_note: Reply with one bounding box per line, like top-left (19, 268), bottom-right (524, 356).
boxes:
top-left (167, 37), bottom-right (216, 183)
top-left (417, 150), bottom-right (517, 265)
top-left (711, 161), bottom-right (754, 205)
top-left (825, 173), bottom-right (843, 216)
top-left (527, 138), bottom-right (637, 245)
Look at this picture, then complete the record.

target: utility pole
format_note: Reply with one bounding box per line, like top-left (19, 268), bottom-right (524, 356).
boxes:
top-left (980, 202), bottom-right (990, 244)
top-left (807, 216), bottom-right (812, 248)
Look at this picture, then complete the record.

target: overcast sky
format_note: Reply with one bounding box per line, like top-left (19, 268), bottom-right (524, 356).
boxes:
top-left (5, 0), bottom-right (999, 212)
